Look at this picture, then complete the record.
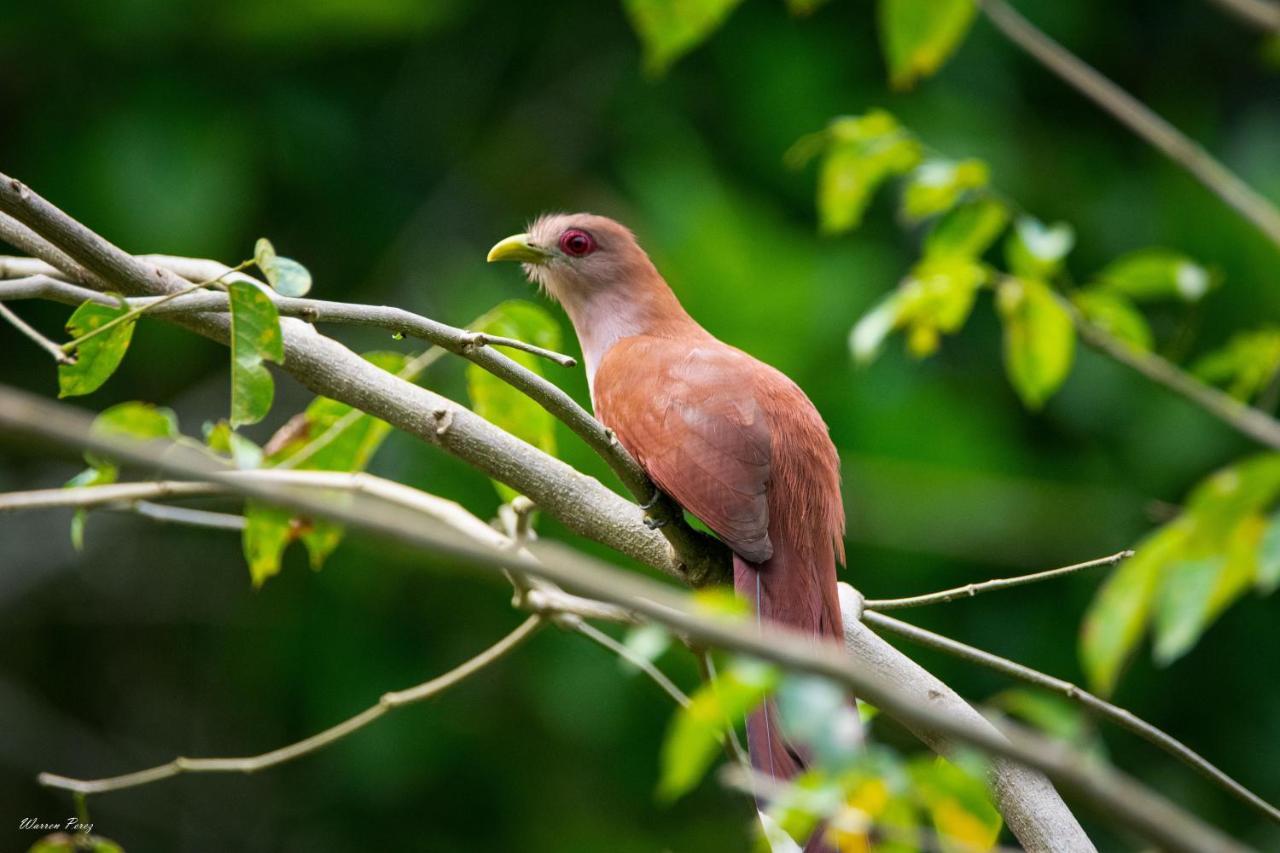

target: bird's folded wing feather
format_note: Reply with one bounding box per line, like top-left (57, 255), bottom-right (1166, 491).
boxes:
top-left (593, 338), bottom-right (773, 562)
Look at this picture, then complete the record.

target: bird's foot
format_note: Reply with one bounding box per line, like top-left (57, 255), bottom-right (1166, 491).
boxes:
top-left (638, 488), bottom-right (663, 511)
top-left (643, 513), bottom-right (670, 530)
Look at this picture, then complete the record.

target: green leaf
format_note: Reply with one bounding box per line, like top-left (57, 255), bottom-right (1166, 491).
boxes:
top-left (901, 159), bottom-right (988, 222)
top-left (995, 277), bottom-right (1075, 409)
top-left (1259, 510), bottom-right (1280, 594)
top-left (658, 656), bottom-right (779, 800)
top-left (1092, 248), bottom-right (1214, 303)
top-left (1080, 522), bottom-right (1187, 695)
top-left (28, 833), bottom-right (124, 853)
top-left (254, 237), bottom-right (313, 297)
top-left (58, 297), bottom-right (136, 397)
top-left (1004, 217), bottom-right (1074, 280)
top-left (621, 623), bottom-right (673, 673)
top-left (814, 112), bottom-right (921, 234)
top-left (205, 420), bottom-right (264, 469)
top-left (850, 256), bottom-right (986, 364)
top-left (878, 0), bottom-right (977, 90)
top-left (228, 281), bottom-right (285, 427)
top-left (1071, 291), bottom-right (1153, 351)
top-left (906, 755), bottom-right (1002, 852)
top-left (1192, 328), bottom-right (1280, 403)
top-left (465, 301), bottom-right (562, 501)
top-left (622, 0), bottom-right (744, 75)
top-left (990, 688), bottom-right (1105, 759)
top-left (923, 197), bottom-right (1009, 260)
top-left (242, 352), bottom-right (407, 584)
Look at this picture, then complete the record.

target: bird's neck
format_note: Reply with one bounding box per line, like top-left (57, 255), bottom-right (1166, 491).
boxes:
top-left (558, 278), bottom-right (706, 391)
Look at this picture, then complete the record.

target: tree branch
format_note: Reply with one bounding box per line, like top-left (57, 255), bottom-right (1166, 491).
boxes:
top-left (1203, 0), bottom-right (1280, 32)
top-left (864, 551), bottom-right (1133, 611)
top-left (575, 621), bottom-right (692, 708)
top-left (38, 615), bottom-right (544, 795)
top-left (0, 300), bottom-right (75, 364)
top-left (0, 385), bottom-right (1250, 853)
top-left (977, 0), bottom-right (1280, 252)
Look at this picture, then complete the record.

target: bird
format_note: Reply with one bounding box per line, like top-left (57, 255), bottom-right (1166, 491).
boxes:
top-left (489, 213), bottom-right (846, 851)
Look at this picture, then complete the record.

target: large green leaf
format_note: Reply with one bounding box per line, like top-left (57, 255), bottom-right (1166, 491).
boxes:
top-left (1192, 328), bottom-right (1280, 403)
top-left (465, 301), bottom-right (562, 501)
top-left (878, 0), bottom-right (977, 90)
top-left (923, 197), bottom-right (1009, 260)
top-left (658, 657), bottom-right (778, 800)
top-left (1091, 248), bottom-right (1213, 303)
top-left (995, 277), bottom-right (1075, 409)
top-left (242, 351), bottom-right (407, 585)
top-left (228, 281), bottom-right (285, 427)
top-left (623, 0), bottom-right (744, 75)
top-left (1071, 291), bottom-right (1153, 352)
top-left (58, 297), bottom-right (136, 397)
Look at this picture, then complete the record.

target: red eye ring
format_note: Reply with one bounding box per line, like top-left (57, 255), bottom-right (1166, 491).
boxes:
top-left (558, 228), bottom-right (596, 257)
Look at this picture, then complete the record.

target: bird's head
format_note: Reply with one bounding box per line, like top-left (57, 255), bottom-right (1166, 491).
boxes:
top-left (486, 213), bottom-right (656, 309)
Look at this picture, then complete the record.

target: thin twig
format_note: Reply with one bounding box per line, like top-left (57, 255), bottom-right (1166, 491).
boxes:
top-left (1204, 0), bottom-right (1280, 32)
top-left (576, 621), bottom-right (691, 708)
top-left (0, 300), bottom-right (75, 364)
top-left (121, 501), bottom-right (247, 531)
top-left (460, 330), bottom-right (576, 367)
top-left (38, 615), bottom-right (544, 795)
top-left (864, 610), bottom-right (1280, 826)
top-left (864, 550), bottom-right (1133, 611)
top-left (977, 0), bottom-right (1280, 251)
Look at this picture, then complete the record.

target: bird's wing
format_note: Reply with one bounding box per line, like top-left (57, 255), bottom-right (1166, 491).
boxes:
top-left (593, 338), bottom-right (773, 562)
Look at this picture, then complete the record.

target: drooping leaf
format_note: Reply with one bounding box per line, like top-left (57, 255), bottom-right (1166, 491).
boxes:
top-left (901, 158), bottom-right (988, 222)
top-left (877, 0), bottom-right (977, 90)
top-left (658, 656), bottom-right (779, 800)
top-left (1071, 291), bottom-right (1153, 351)
top-left (228, 281), bottom-right (285, 427)
top-left (1081, 521), bottom-right (1188, 695)
top-left (852, 256), bottom-right (988, 365)
top-left (923, 197), bottom-right (1009, 260)
top-left (1004, 217), bottom-right (1074, 280)
top-left (254, 237), bottom-right (313, 297)
top-left (623, 0), bottom-right (745, 75)
top-left (58, 297), bottom-right (136, 398)
top-left (243, 351), bottom-right (407, 584)
top-left (1192, 328), bottom-right (1280, 403)
top-left (1091, 248), bottom-right (1214, 303)
top-left (995, 277), bottom-right (1075, 409)
top-left (804, 112), bottom-right (921, 235)
top-left (465, 301), bottom-right (562, 501)
top-left (906, 755), bottom-right (1002, 852)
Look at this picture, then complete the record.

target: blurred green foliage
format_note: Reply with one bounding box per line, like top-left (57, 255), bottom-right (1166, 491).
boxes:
top-left (3, 0), bottom-right (1280, 851)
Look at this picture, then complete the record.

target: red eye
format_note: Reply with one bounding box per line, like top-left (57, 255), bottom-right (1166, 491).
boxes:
top-left (559, 229), bottom-right (596, 257)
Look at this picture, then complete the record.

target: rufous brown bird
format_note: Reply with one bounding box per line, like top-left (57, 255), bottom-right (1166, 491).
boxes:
top-left (489, 213), bottom-right (845, 851)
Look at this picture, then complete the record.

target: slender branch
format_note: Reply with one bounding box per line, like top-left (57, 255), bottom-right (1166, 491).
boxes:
top-left (0, 481), bottom-right (223, 511)
top-left (864, 550), bottom-right (1133, 612)
top-left (0, 300), bottom-right (76, 364)
top-left (1204, 0), bottom-right (1280, 32)
top-left (864, 610), bottom-right (1280, 826)
top-left (122, 501), bottom-right (246, 530)
top-left (575, 621), bottom-right (691, 708)
top-left (977, 0), bottom-right (1280, 252)
top-left (38, 615), bottom-right (544, 795)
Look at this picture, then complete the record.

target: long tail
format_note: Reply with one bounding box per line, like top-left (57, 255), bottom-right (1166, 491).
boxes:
top-left (735, 539), bottom-right (844, 853)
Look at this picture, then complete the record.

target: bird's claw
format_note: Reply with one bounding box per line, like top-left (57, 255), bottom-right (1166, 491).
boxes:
top-left (639, 488), bottom-right (662, 511)
top-left (643, 513), bottom-right (669, 530)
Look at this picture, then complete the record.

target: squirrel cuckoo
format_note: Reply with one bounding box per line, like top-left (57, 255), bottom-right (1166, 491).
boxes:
top-left (489, 213), bottom-right (845, 850)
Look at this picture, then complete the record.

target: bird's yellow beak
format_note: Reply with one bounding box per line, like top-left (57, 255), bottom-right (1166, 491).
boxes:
top-left (487, 233), bottom-right (551, 265)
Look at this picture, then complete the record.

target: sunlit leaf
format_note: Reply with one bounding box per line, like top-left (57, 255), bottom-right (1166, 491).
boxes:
top-left (817, 130), bottom-right (921, 234)
top-left (878, 0), bottom-right (976, 90)
top-left (1072, 291), bottom-right (1153, 352)
top-left (1081, 522), bottom-right (1187, 695)
top-left (1004, 217), bottom-right (1074, 280)
top-left (1192, 328), bottom-right (1280, 403)
top-left (907, 755), bottom-right (1001, 852)
top-left (850, 256), bottom-right (986, 365)
top-left (254, 237), bottom-right (313, 297)
top-left (465, 300), bottom-right (562, 501)
top-left (58, 297), bottom-right (135, 398)
top-left (623, 0), bottom-right (744, 75)
top-left (901, 158), bottom-right (988, 222)
top-left (658, 656), bottom-right (779, 800)
top-left (228, 281), bottom-right (284, 427)
top-left (1092, 248), bottom-right (1214, 303)
top-left (923, 197), bottom-right (1009, 260)
top-left (995, 277), bottom-right (1075, 409)
top-left (691, 586), bottom-right (751, 618)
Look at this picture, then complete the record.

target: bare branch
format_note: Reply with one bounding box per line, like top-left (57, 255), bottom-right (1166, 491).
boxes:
top-left (38, 615), bottom-right (544, 795)
top-left (0, 386), bottom-right (1247, 853)
top-left (0, 300), bottom-right (75, 364)
top-left (864, 550), bottom-right (1133, 612)
top-left (119, 501), bottom-right (246, 531)
top-left (864, 610), bottom-right (1280, 826)
top-left (977, 0), bottom-right (1280, 251)
top-left (1204, 0), bottom-right (1280, 32)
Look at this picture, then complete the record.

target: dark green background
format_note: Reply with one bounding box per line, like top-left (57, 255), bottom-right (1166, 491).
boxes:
top-left (1, 1), bottom-right (1278, 850)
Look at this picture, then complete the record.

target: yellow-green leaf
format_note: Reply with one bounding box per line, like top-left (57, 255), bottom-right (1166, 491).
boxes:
top-left (254, 237), bottom-right (313, 297)
top-left (923, 197), bottom-right (1009, 260)
top-left (901, 159), bottom-right (988, 222)
top-left (1092, 248), bottom-right (1214, 303)
top-left (658, 657), bottom-right (779, 800)
top-left (1072, 291), bottom-right (1153, 352)
top-left (1192, 328), bottom-right (1280, 403)
top-left (995, 277), bottom-right (1075, 409)
top-left (228, 281), bottom-right (284, 427)
top-left (907, 755), bottom-right (1001, 852)
top-left (1004, 217), bottom-right (1074, 280)
top-left (878, 0), bottom-right (977, 90)
top-left (28, 833), bottom-right (124, 853)
top-left (58, 298), bottom-right (136, 397)
top-left (623, 0), bottom-right (744, 75)
top-left (465, 301), bottom-right (562, 501)
top-left (818, 126), bottom-right (921, 235)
